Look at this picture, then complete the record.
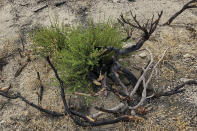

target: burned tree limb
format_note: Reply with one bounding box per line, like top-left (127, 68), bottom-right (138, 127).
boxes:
top-left (111, 62), bottom-right (129, 95)
top-left (0, 55), bottom-right (142, 127)
top-left (37, 72), bottom-right (44, 104)
top-left (0, 92), bottom-right (64, 117)
top-left (91, 48), bottom-right (153, 118)
top-left (153, 80), bottom-right (197, 98)
top-left (174, 80), bottom-right (197, 91)
top-left (45, 56), bottom-right (70, 115)
top-left (117, 18), bottom-right (134, 42)
top-left (107, 11), bottom-right (163, 55)
top-left (120, 67), bottom-right (138, 87)
top-left (55, 1), bottom-right (66, 7)
top-left (19, 30), bottom-right (26, 51)
top-left (0, 58), bottom-right (8, 71)
top-left (163, 0), bottom-right (197, 25)
top-left (91, 47), bottom-right (167, 119)
top-left (45, 56), bottom-right (138, 127)
top-left (153, 89), bottom-right (185, 98)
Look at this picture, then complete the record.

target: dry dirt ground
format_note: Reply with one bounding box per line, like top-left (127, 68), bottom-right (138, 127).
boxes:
top-left (0, 0), bottom-right (197, 130)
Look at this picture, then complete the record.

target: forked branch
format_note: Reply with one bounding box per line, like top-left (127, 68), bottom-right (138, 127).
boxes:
top-left (109, 11), bottom-right (163, 55)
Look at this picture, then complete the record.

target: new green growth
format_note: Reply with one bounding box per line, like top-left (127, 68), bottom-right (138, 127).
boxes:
top-left (31, 21), bottom-right (124, 92)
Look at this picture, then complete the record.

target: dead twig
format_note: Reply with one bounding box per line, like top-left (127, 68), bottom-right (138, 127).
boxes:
top-left (73, 92), bottom-right (92, 97)
top-left (117, 17), bottom-right (134, 42)
top-left (129, 47), bottom-right (153, 97)
top-left (55, 1), bottom-right (66, 7)
top-left (33, 4), bottom-right (48, 13)
top-left (19, 29), bottom-right (26, 51)
top-left (15, 56), bottom-right (31, 78)
top-left (14, 62), bottom-right (28, 77)
top-left (37, 72), bottom-right (44, 104)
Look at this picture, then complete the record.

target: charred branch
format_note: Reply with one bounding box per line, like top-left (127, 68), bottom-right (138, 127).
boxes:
top-left (117, 18), bottom-right (134, 42)
top-left (45, 56), bottom-right (139, 127)
top-left (163, 0), bottom-right (197, 25)
top-left (0, 92), bottom-right (64, 117)
top-left (111, 61), bottom-right (129, 95)
top-left (14, 62), bottom-right (28, 77)
top-left (153, 80), bottom-right (197, 98)
top-left (37, 72), bottom-right (44, 104)
top-left (33, 4), bottom-right (48, 13)
top-left (55, 1), bottom-right (66, 7)
top-left (107, 11), bottom-right (163, 55)
top-left (0, 58), bottom-right (8, 71)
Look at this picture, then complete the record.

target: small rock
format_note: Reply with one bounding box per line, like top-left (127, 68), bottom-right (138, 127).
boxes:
top-left (183, 53), bottom-right (193, 58)
top-left (113, 0), bottom-right (121, 3)
top-left (130, 110), bottom-right (136, 115)
top-left (180, 78), bottom-right (193, 82)
top-left (139, 52), bottom-right (147, 59)
top-left (119, 58), bottom-right (123, 62)
top-left (0, 120), bottom-right (5, 124)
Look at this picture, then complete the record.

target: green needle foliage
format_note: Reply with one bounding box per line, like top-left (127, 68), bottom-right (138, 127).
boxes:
top-left (31, 21), bottom-right (124, 92)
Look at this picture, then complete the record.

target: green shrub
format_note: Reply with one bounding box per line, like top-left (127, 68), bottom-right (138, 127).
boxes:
top-left (31, 21), bottom-right (124, 92)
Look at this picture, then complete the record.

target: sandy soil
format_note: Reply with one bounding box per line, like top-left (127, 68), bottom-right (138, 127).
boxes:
top-left (0, 0), bottom-right (197, 130)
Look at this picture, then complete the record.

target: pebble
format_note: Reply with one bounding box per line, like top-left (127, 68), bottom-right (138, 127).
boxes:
top-left (180, 78), bottom-right (193, 82)
top-left (139, 52), bottom-right (147, 58)
top-left (0, 120), bottom-right (5, 124)
top-left (183, 53), bottom-right (194, 58)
